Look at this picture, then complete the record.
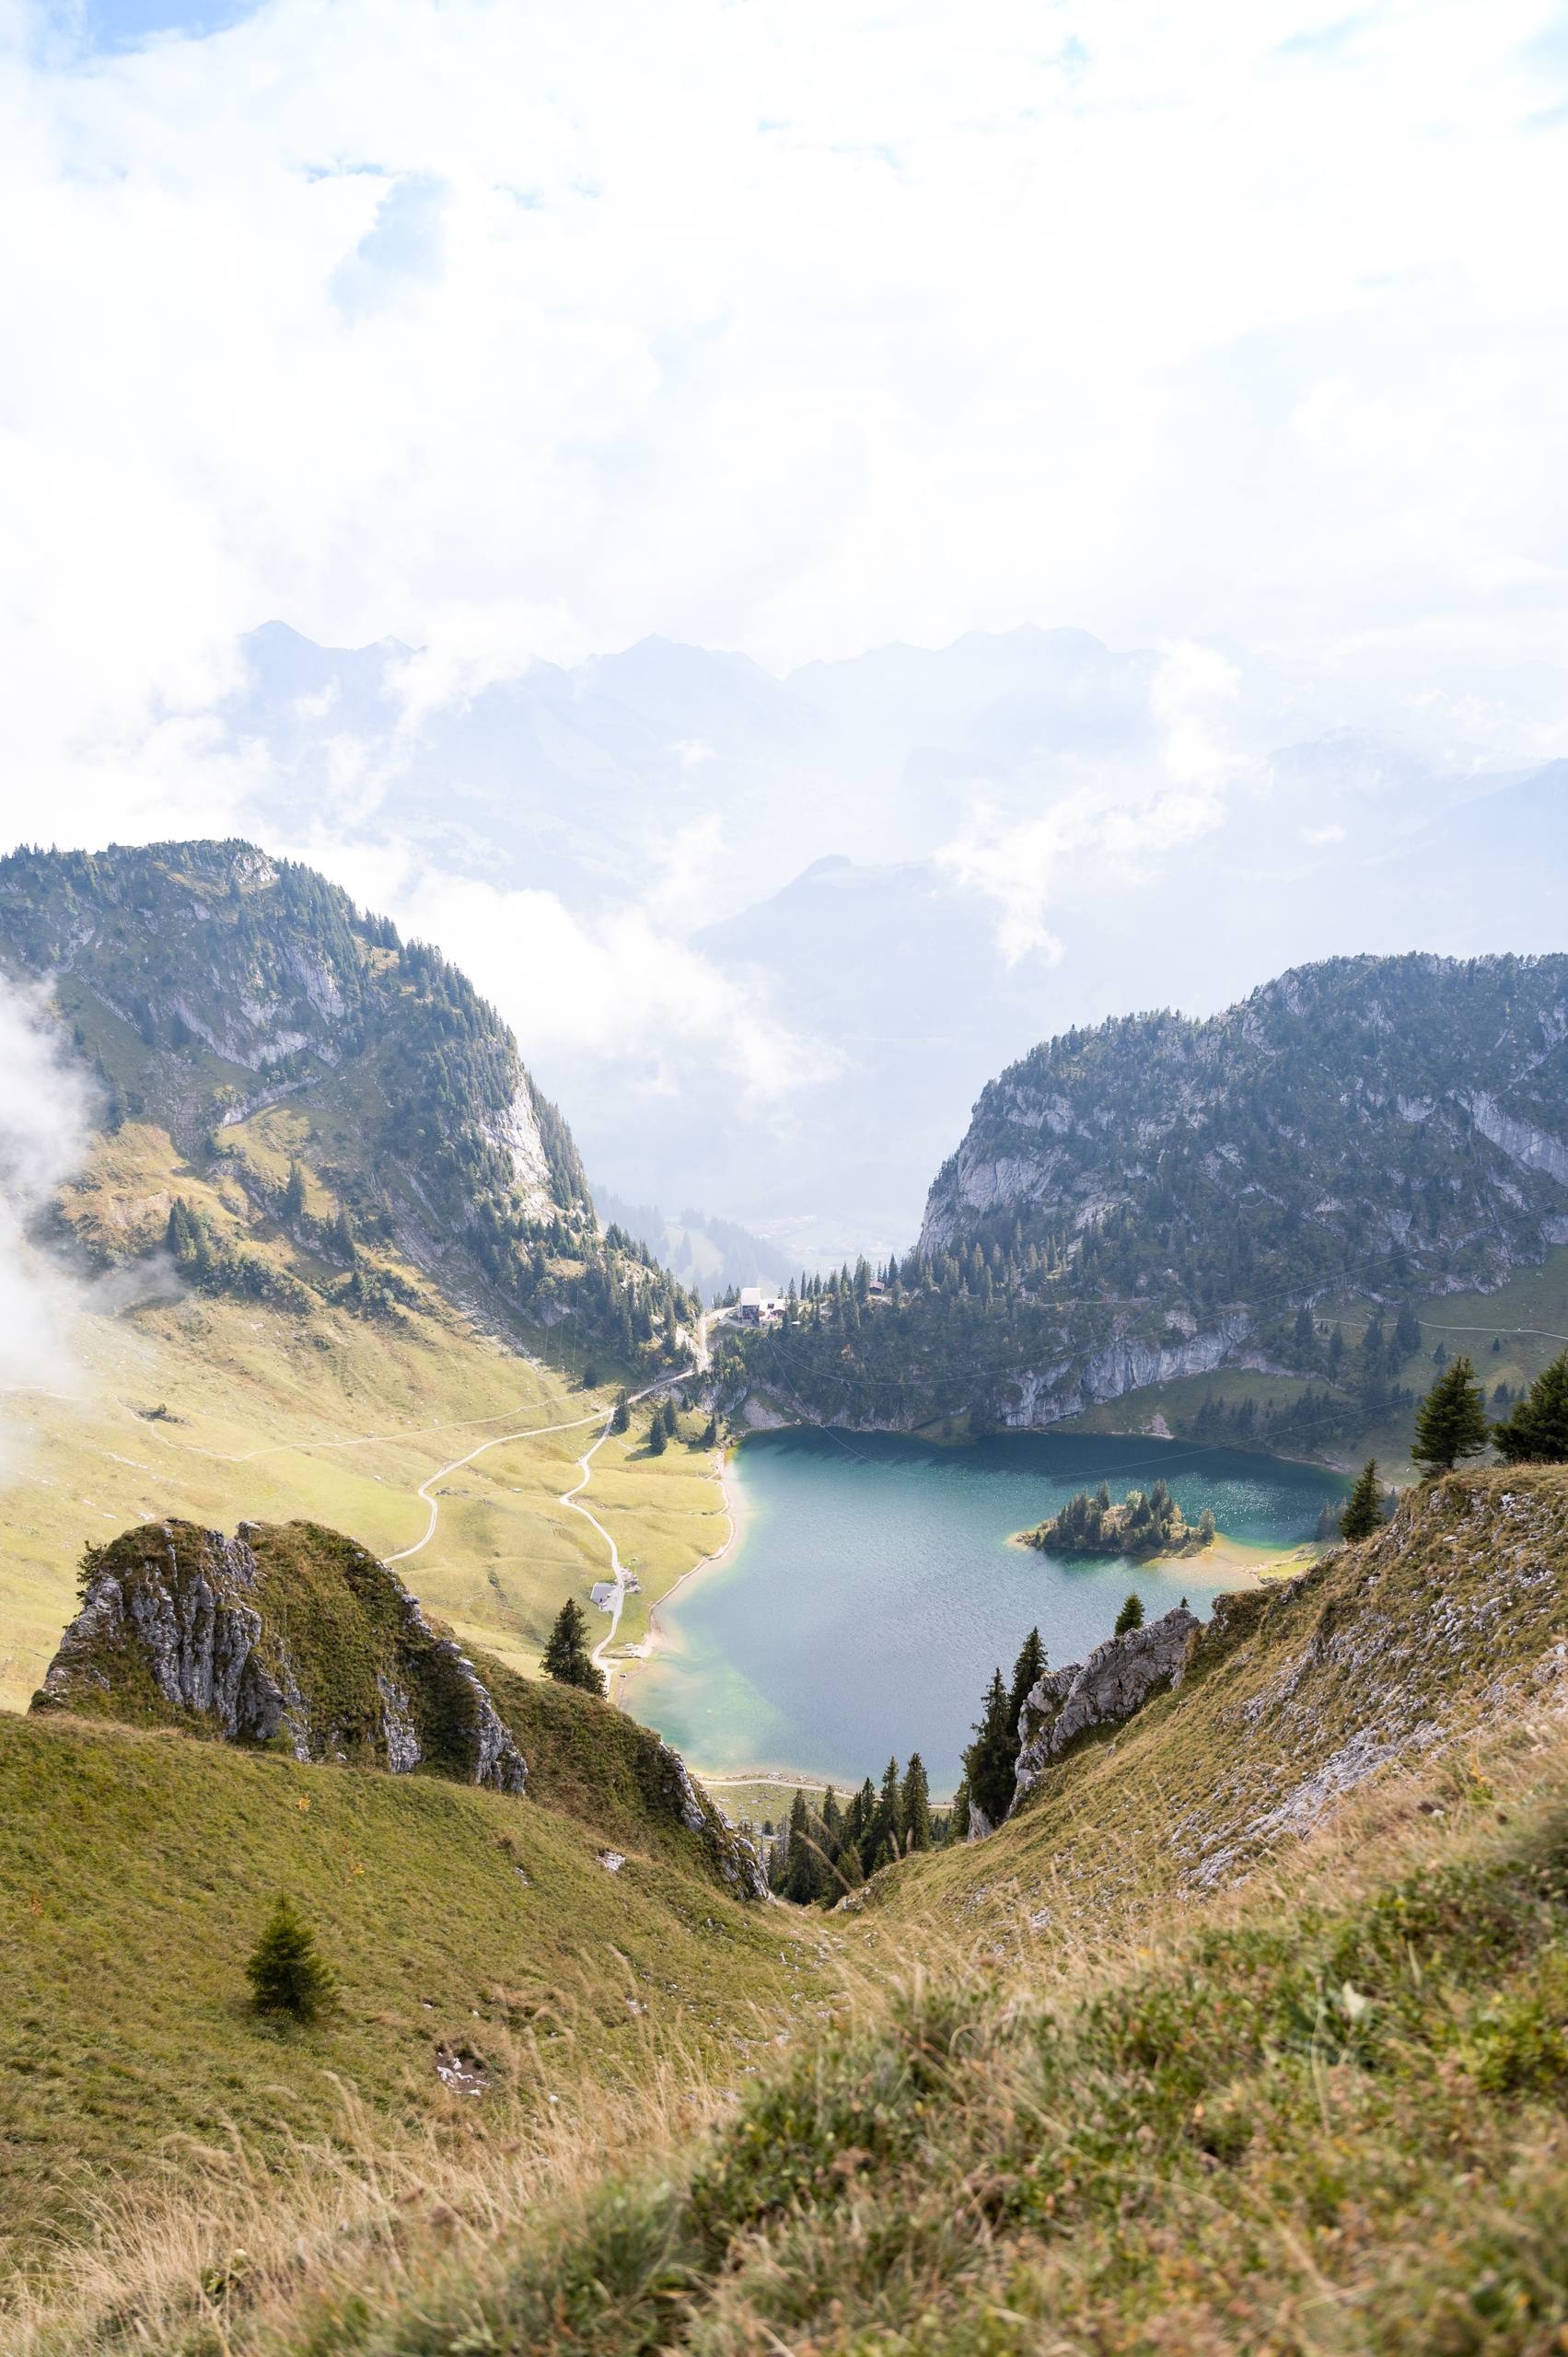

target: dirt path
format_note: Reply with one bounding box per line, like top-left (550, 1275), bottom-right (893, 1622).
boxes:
top-left (384, 1405), bottom-right (609, 1564)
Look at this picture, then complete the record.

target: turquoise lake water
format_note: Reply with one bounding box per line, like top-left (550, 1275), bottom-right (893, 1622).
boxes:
top-left (628, 1428), bottom-right (1346, 1794)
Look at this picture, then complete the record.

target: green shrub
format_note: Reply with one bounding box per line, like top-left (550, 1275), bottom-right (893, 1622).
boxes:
top-left (244, 1895), bottom-right (336, 2024)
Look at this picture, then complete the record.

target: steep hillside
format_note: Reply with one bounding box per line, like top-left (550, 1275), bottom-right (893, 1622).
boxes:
top-left (32, 1514), bottom-right (764, 1895)
top-left (0, 840), bottom-right (717, 1712)
top-left (872, 1464), bottom-right (1568, 1938)
top-left (18, 1473), bottom-right (1568, 2355)
top-left (727, 952), bottom-right (1568, 1449)
top-left (0, 838), bottom-right (694, 1353)
top-left (0, 1704), bottom-right (824, 2270)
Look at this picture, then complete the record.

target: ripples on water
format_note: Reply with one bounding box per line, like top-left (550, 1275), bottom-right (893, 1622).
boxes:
top-left (628, 1427), bottom-right (1346, 1794)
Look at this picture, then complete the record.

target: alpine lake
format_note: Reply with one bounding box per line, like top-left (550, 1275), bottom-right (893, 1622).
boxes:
top-left (625, 1428), bottom-right (1347, 1796)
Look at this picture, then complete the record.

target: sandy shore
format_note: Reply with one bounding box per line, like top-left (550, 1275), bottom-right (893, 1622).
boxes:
top-left (1005, 1524), bottom-right (1316, 1585)
top-left (610, 1441), bottom-right (748, 1707)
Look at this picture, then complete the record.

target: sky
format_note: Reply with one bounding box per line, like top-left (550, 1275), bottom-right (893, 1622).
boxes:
top-left (2, 0), bottom-right (1567, 1241)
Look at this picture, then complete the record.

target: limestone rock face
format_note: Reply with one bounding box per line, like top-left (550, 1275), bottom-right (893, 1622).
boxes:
top-left (1013, 1603), bottom-right (1202, 1806)
top-left (34, 1518), bottom-right (528, 1796)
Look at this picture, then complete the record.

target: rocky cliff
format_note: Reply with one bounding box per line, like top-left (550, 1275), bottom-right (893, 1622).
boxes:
top-left (1012, 1602), bottom-right (1202, 1805)
top-left (921, 952), bottom-right (1568, 1295)
top-left (33, 1515), bottom-right (770, 1898)
top-left (34, 1518), bottom-right (529, 1791)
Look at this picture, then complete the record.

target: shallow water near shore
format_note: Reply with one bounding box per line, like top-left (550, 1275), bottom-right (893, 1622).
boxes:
top-left (626, 1427), bottom-right (1345, 1794)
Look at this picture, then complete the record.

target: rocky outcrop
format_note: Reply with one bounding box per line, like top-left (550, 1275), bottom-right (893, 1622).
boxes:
top-left (656, 1744), bottom-right (770, 1899)
top-left (33, 1518), bottom-right (528, 1795)
top-left (1012, 1603), bottom-right (1202, 1805)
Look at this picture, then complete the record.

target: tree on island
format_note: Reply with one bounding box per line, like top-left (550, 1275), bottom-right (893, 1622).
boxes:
top-left (246, 1896), bottom-right (335, 2024)
top-left (1340, 1458), bottom-right (1387, 1541)
top-left (1492, 1351), bottom-right (1568, 1464)
top-left (1411, 1355), bottom-right (1489, 1478)
top-left (541, 1597), bottom-right (606, 1695)
top-left (1113, 1592), bottom-right (1144, 1636)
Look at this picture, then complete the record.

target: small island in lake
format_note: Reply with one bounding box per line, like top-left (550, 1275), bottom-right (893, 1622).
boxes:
top-left (1020, 1478), bottom-right (1216, 1561)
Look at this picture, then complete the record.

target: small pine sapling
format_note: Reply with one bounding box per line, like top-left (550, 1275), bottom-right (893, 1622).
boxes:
top-left (246, 1896), bottom-right (336, 2024)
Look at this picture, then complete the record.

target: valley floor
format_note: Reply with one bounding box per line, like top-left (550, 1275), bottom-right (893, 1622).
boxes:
top-left (0, 1283), bottom-right (726, 1713)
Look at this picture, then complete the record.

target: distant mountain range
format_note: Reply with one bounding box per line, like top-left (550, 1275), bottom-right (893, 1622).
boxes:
top-left (229, 621), bottom-right (1568, 1251)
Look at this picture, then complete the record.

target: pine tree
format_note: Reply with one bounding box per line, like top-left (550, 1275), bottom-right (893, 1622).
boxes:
top-left (245, 1896), bottom-right (335, 2023)
top-left (1114, 1592), bottom-right (1144, 1636)
top-left (702, 1414), bottom-right (719, 1446)
top-left (833, 1836), bottom-right (865, 1892)
top-left (783, 1790), bottom-right (822, 1905)
top-left (283, 1159), bottom-right (306, 1221)
top-left (1339, 1458), bottom-right (1385, 1540)
top-left (1411, 1354), bottom-right (1489, 1478)
top-left (868, 1756), bottom-right (902, 1864)
top-left (962, 1668), bottom-right (1016, 1829)
top-left (540, 1597), bottom-right (606, 1695)
top-left (900, 1752), bottom-right (933, 1851)
top-left (610, 1391), bottom-right (631, 1434)
top-left (1492, 1351), bottom-right (1568, 1464)
top-left (647, 1414), bottom-right (668, 1456)
top-left (662, 1398), bottom-right (679, 1436)
top-left (1007, 1627), bottom-right (1045, 1729)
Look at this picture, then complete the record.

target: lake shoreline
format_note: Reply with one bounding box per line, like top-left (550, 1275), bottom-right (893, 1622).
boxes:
top-left (612, 1442), bottom-right (747, 1709)
top-left (617, 1424), bottom-right (1342, 1790)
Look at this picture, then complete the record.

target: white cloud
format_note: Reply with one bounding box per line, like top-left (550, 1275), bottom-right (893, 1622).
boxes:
top-left (0, 0), bottom-right (1565, 856)
top-left (936, 640), bottom-right (1246, 960)
top-left (0, 978), bottom-right (94, 1455)
top-left (288, 832), bottom-right (828, 1109)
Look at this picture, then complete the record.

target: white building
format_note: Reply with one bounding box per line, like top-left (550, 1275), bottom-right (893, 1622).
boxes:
top-left (738, 1286), bottom-right (787, 1325)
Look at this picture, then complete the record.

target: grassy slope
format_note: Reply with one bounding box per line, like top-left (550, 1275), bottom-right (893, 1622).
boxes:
top-left (868, 1464), bottom-right (1568, 1946)
top-left (1060, 1239), bottom-right (1568, 1474)
top-left (22, 1492), bottom-right (1568, 2354)
top-left (0, 1709), bottom-right (831, 2265)
top-left (257, 1748), bottom-right (1568, 2357)
top-left (0, 1128), bottom-right (725, 1712)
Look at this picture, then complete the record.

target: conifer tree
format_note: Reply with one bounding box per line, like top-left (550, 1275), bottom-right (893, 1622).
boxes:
top-left (283, 1159), bottom-right (306, 1221)
top-left (1492, 1352), bottom-right (1568, 1464)
top-left (1007, 1627), bottom-right (1045, 1728)
top-left (662, 1397), bottom-right (679, 1437)
top-left (962, 1668), bottom-right (1016, 1829)
top-left (610, 1391), bottom-right (631, 1434)
top-left (833, 1836), bottom-right (865, 1892)
top-left (868, 1756), bottom-right (902, 1864)
top-left (540, 1597), bottom-right (605, 1695)
top-left (1411, 1354), bottom-right (1489, 1478)
top-left (1339, 1458), bottom-right (1385, 1540)
top-left (246, 1896), bottom-right (335, 2023)
top-left (900, 1752), bottom-right (933, 1851)
top-left (647, 1414), bottom-right (668, 1456)
top-left (782, 1789), bottom-right (822, 1905)
top-left (1114, 1592), bottom-right (1144, 1635)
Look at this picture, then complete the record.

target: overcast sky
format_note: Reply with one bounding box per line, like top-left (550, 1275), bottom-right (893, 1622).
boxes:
top-left (2, 0), bottom-right (1566, 852)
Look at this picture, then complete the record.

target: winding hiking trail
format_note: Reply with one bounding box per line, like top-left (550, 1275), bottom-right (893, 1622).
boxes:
top-left (383, 1321), bottom-right (714, 1675)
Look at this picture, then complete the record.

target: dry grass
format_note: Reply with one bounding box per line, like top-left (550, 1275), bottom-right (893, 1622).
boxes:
top-left (14, 1711), bottom-right (1568, 2356)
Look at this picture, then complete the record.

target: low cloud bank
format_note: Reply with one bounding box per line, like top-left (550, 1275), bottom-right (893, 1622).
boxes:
top-left (0, 980), bottom-right (94, 1451)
